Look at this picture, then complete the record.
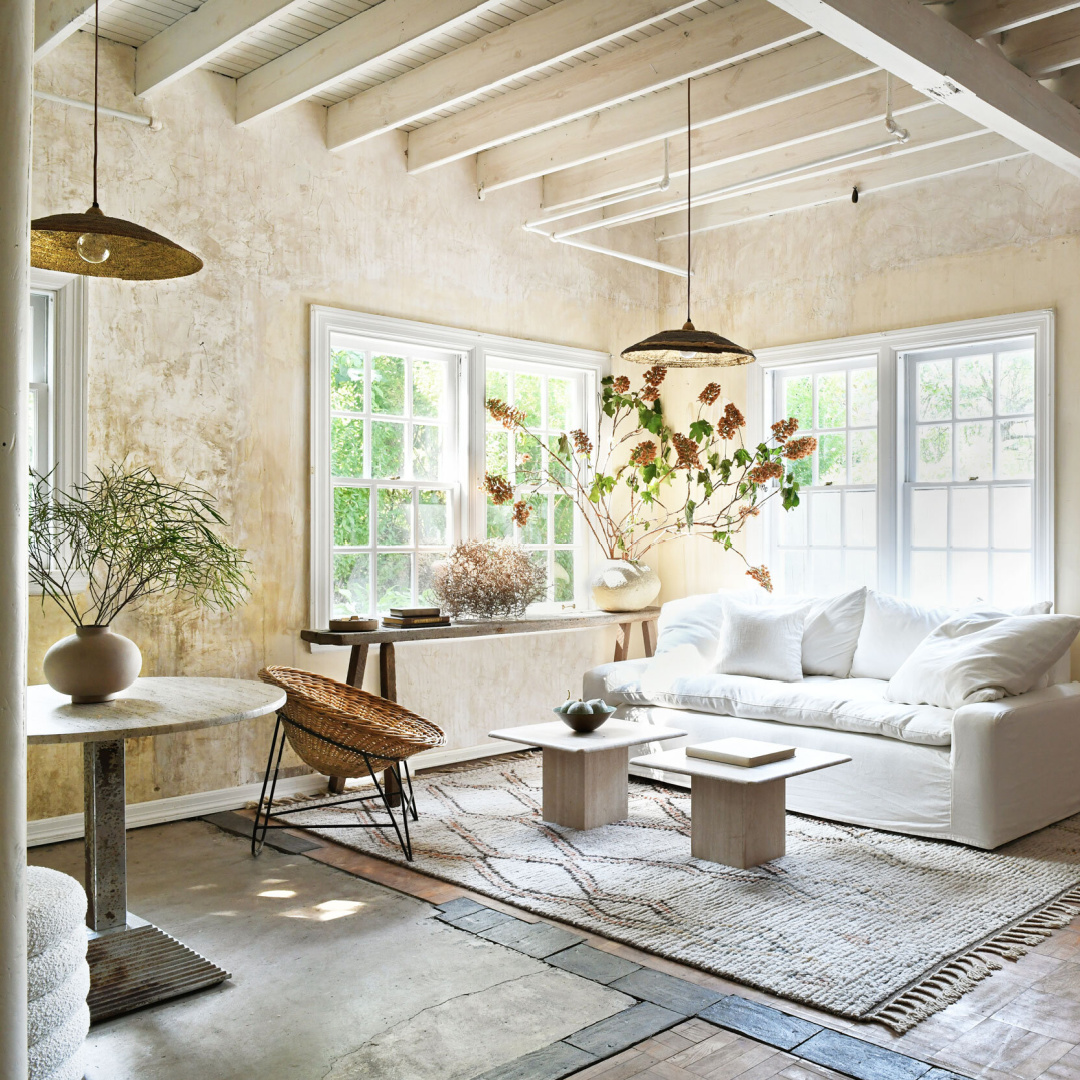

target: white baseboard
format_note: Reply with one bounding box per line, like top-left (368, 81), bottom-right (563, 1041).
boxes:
top-left (26, 741), bottom-right (512, 847)
top-left (27, 773), bottom-right (328, 847)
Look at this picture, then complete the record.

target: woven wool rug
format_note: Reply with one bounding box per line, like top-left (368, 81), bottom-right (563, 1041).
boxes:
top-left (275, 754), bottom-right (1080, 1032)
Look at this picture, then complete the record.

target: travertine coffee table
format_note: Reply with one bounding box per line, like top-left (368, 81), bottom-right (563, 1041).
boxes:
top-left (630, 746), bottom-right (851, 868)
top-left (490, 719), bottom-right (687, 830)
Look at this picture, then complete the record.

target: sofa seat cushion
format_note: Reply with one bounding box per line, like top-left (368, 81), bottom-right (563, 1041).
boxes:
top-left (589, 659), bottom-right (953, 746)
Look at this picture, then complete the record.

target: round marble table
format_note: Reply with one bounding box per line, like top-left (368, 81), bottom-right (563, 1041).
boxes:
top-left (28, 677), bottom-right (285, 1021)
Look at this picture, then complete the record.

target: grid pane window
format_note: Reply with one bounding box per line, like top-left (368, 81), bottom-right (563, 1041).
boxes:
top-left (904, 336), bottom-right (1036, 607)
top-left (329, 334), bottom-right (456, 617)
top-left (771, 360), bottom-right (878, 595)
top-left (485, 360), bottom-right (587, 604)
top-left (29, 292), bottom-right (51, 480)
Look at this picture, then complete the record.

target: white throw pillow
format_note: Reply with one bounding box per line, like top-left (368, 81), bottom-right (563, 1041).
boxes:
top-left (654, 586), bottom-right (770, 660)
top-left (886, 610), bottom-right (1080, 709)
top-left (800, 588), bottom-right (867, 678)
top-left (850, 592), bottom-right (1054, 682)
top-left (849, 592), bottom-right (954, 681)
top-left (713, 597), bottom-right (806, 682)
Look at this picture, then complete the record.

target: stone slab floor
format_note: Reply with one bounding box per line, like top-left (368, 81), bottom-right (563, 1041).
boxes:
top-left (30, 814), bottom-right (1080, 1080)
top-left (29, 820), bottom-right (636, 1080)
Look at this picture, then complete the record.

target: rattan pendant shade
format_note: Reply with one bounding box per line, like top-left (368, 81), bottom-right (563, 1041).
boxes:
top-left (32, 206), bottom-right (203, 280)
top-left (621, 322), bottom-right (755, 368)
top-left (30, 0), bottom-right (202, 281)
top-left (621, 82), bottom-right (752, 369)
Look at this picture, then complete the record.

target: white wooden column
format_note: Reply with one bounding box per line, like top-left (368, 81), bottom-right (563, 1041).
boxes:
top-left (0, 0), bottom-right (33, 1074)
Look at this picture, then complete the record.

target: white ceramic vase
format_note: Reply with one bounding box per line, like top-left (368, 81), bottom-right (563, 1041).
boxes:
top-left (589, 559), bottom-right (661, 612)
top-left (43, 626), bottom-right (142, 704)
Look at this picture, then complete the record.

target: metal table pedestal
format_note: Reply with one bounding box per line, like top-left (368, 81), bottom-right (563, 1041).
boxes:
top-left (82, 740), bottom-right (229, 1022)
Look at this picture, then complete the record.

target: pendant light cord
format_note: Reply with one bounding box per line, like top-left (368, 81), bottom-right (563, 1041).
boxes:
top-left (92, 0), bottom-right (99, 207)
top-left (686, 78), bottom-right (691, 327)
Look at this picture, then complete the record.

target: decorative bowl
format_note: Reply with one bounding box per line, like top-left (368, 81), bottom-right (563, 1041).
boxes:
top-left (553, 702), bottom-right (617, 733)
top-left (329, 617), bottom-right (379, 632)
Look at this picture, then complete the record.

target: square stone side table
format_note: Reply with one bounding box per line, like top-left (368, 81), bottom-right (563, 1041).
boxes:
top-left (630, 746), bottom-right (851, 869)
top-left (489, 719), bottom-right (687, 830)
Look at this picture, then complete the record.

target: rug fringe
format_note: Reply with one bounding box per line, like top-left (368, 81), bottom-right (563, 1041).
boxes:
top-left (870, 886), bottom-right (1080, 1033)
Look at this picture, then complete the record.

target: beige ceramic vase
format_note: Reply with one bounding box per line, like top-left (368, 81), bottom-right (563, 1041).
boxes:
top-left (43, 626), bottom-right (142, 704)
top-left (589, 559), bottom-right (661, 612)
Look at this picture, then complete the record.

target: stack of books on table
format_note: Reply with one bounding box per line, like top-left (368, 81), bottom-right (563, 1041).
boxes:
top-left (381, 607), bottom-right (451, 629)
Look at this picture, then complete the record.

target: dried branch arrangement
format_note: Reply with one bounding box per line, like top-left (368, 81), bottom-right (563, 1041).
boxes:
top-left (30, 465), bottom-right (252, 626)
top-left (430, 539), bottom-right (547, 619)
top-left (484, 367), bottom-right (815, 589)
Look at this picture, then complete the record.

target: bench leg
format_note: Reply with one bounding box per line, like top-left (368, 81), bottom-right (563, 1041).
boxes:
top-left (329, 643), bottom-right (370, 794)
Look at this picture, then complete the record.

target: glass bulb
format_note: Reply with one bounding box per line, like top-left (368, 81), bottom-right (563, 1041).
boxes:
top-left (76, 232), bottom-right (110, 264)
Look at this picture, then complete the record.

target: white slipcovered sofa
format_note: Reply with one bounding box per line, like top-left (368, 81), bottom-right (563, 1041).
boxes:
top-left (584, 587), bottom-right (1080, 849)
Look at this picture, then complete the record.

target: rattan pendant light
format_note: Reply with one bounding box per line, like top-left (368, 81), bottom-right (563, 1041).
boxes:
top-left (31, 0), bottom-right (203, 280)
top-left (621, 81), bottom-right (753, 368)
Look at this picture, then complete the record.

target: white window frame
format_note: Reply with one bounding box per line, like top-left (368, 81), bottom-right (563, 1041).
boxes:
top-left (29, 268), bottom-right (89, 595)
top-left (747, 310), bottom-right (1054, 602)
top-left (481, 353), bottom-right (594, 610)
top-left (310, 306), bottom-right (608, 630)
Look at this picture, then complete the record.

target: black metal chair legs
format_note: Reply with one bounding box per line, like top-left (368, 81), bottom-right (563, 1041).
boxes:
top-left (251, 712), bottom-right (418, 860)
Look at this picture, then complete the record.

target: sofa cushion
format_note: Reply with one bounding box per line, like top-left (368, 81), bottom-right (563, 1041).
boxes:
top-left (592, 659), bottom-right (953, 746)
top-left (849, 592), bottom-right (953, 681)
top-left (655, 588), bottom-right (766, 660)
top-left (798, 587), bottom-right (867, 678)
top-left (887, 611), bottom-right (1080, 708)
top-left (850, 591), bottom-right (1056, 681)
top-left (656, 586), bottom-right (866, 677)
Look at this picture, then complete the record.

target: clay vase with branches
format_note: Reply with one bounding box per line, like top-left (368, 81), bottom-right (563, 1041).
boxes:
top-left (30, 465), bottom-right (251, 702)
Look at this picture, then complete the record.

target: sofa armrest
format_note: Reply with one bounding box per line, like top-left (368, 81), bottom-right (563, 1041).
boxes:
top-left (951, 682), bottom-right (1080, 848)
top-left (583, 659), bottom-right (651, 704)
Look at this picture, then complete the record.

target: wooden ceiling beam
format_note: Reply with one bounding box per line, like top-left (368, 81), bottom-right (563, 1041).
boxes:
top-left (1004, 9), bottom-right (1080, 73)
top-left (541, 72), bottom-right (929, 209)
top-left (945, 0), bottom-right (1080, 38)
top-left (476, 35), bottom-right (874, 195)
top-left (135, 0), bottom-right (304, 96)
top-left (401, 0), bottom-right (814, 171)
top-left (34, 0), bottom-right (120, 62)
top-left (653, 130), bottom-right (1026, 237)
top-left (235, 0), bottom-right (503, 125)
top-left (766, 0), bottom-right (1080, 177)
top-left (325, 0), bottom-right (706, 152)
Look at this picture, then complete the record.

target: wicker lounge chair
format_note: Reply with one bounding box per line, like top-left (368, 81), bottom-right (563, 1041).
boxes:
top-left (252, 666), bottom-right (445, 860)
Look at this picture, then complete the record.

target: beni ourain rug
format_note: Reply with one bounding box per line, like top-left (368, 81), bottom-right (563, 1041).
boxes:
top-left (273, 753), bottom-right (1080, 1032)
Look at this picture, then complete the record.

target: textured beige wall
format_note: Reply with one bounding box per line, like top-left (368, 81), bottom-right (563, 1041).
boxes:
top-left (654, 155), bottom-right (1080, 626)
top-left (28, 36), bottom-right (659, 820)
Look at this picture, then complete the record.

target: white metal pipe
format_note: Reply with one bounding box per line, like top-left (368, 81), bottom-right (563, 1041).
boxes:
top-left (524, 139), bottom-right (670, 230)
top-left (523, 222), bottom-right (690, 277)
top-left (0, 0), bottom-right (32, 1073)
top-left (554, 138), bottom-right (903, 239)
top-left (33, 89), bottom-right (157, 129)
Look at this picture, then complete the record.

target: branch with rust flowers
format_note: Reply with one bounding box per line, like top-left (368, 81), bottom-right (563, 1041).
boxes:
top-left (482, 368), bottom-right (815, 591)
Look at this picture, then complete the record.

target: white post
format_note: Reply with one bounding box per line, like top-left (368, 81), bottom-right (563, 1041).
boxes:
top-left (0, 0), bottom-right (33, 1074)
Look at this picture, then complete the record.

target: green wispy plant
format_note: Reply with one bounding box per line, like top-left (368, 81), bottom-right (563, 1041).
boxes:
top-left (29, 465), bottom-right (251, 626)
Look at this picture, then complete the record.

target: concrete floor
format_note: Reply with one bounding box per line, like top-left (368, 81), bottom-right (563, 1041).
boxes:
top-left (29, 820), bottom-right (633, 1080)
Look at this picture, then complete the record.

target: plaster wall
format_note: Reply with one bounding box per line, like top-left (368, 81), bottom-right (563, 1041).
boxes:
top-left (27, 36), bottom-right (658, 821)
top-left (654, 155), bottom-right (1080, 634)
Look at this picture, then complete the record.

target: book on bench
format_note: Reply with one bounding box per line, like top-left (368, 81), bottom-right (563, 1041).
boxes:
top-left (685, 738), bottom-right (796, 768)
top-left (389, 607), bottom-right (442, 618)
